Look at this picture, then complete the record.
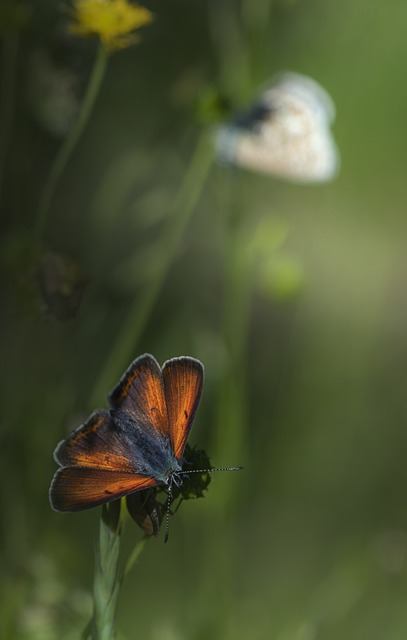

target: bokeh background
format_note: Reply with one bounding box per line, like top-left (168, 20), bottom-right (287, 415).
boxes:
top-left (2, 0), bottom-right (407, 638)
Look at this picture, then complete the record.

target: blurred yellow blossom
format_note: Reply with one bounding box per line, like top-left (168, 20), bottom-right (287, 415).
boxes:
top-left (69, 0), bottom-right (153, 51)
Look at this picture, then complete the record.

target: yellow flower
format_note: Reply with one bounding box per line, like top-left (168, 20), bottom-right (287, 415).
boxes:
top-left (69, 0), bottom-right (153, 51)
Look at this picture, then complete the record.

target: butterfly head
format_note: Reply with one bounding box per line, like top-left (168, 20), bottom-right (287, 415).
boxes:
top-left (161, 463), bottom-right (184, 490)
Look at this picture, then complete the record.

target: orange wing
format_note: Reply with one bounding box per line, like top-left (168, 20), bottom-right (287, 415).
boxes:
top-left (108, 353), bottom-right (169, 437)
top-left (50, 467), bottom-right (158, 511)
top-left (54, 411), bottom-right (136, 471)
top-left (162, 357), bottom-right (204, 460)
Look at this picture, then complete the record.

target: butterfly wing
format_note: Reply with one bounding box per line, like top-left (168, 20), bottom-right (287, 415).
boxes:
top-left (54, 411), bottom-right (135, 471)
top-left (50, 467), bottom-right (158, 511)
top-left (108, 353), bottom-right (169, 438)
top-left (126, 489), bottom-right (164, 537)
top-left (162, 357), bottom-right (204, 460)
top-left (50, 410), bottom-right (159, 511)
top-left (217, 72), bottom-right (339, 183)
top-left (49, 354), bottom-right (200, 512)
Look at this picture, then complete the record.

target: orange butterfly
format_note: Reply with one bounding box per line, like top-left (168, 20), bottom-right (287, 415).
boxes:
top-left (49, 354), bottom-right (241, 538)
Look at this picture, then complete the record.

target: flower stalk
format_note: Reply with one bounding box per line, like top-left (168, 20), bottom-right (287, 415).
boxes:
top-left (90, 132), bottom-right (214, 406)
top-left (33, 42), bottom-right (108, 256)
top-left (80, 501), bottom-right (122, 640)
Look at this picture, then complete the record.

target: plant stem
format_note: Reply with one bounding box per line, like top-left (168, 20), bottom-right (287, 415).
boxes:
top-left (216, 225), bottom-right (252, 482)
top-left (200, 171), bottom-right (253, 632)
top-left (83, 505), bottom-right (148, 640)
top-left (90, 132), bottom-right (214, 406)
top-left (33, 43), bottom-right (108, 255)
top-left (213, 172), bottom-right (252, 507)
top-left (124, 537), bottom-right (147, 577)
top-left (91, 502), bottom-right (122, 640)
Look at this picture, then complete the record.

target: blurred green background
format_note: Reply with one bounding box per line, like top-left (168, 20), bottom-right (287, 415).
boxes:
top-left (2, 0), bottom-right (407, 638)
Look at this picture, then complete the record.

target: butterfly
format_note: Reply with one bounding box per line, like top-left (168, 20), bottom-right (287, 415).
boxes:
top-left (216, 72), bottom-right (339, 183)
top-left (49, 353), bottom-right (241, 539)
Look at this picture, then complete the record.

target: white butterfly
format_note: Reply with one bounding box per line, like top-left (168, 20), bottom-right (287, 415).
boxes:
top-left (216, 72), bottom-right (339, 183)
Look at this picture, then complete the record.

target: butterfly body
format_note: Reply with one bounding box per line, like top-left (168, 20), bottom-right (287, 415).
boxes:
top-left (108, 409), bottom-right (182, 484)
top-left (49, 354), bottom-right (204, 512)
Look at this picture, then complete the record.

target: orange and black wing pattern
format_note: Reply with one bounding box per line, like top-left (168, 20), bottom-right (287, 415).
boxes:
top-left (54, 411), bottom-right (135, 471)
top-left (108, 354), bottom-right (169, 438)
top-left (49, 410), bottom-right (158, 511)
top-left (50, 467), bottom-right (157, 511)
top-left (163, 357), bottom-right (204, 460)
top-left (49, 354), bottom-right (204, 513)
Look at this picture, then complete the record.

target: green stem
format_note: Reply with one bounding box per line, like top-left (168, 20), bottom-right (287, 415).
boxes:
top-left (200, 171), bottom-right (253, 633)
top-left (212, 172), bottom-right (252, 508)
top-left (33, 43), bottom-right (108, 255)
top-left (83, 506), bottom-right (148, 640)
top-left (124, 536), bottom-right (147, 577)
top-left (90, 132), bottom-right (214, 406)
top-left (90, 502), bottom-right (122, 640)
top-left (0, 34), bottom-right (19, 208)
top-left (216, 221), bottom-right (252, 475)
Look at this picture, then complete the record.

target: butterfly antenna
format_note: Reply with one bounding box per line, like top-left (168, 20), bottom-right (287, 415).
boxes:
top-left (164, 487), bottom-right (172, 544)
top-left (183, 466), bottom-right (244, 475)
top-left (164, 467), bottom-right (243, 542)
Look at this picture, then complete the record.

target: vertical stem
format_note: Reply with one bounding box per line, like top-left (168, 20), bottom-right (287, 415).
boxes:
top-left (91, 501), bottom-right (122, 640)
top-left (90, 132), bottom-right (214, 406)
top-left (83, 507), bottom-right (148, 640)
top-left (213, 171), bottom-right (252, 506)
top-left (33, 43), bottom-right (108, 255)
top-left (124, 537), bottom-right (147, 577)
top-left (201, 170), bottom-right (253, 635)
